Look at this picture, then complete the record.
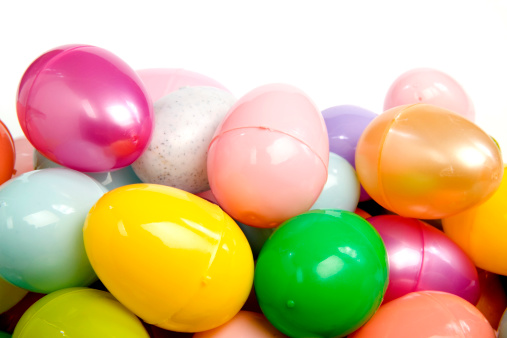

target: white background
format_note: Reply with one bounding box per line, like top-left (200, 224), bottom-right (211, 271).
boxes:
top-left (2, 0), bottom-right (507, 150)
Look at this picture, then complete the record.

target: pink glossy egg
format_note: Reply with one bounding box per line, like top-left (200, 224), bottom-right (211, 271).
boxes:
top-left (12, 137), bottom-right (34, 177)
top-left (368, 215), bottom-right (480, 304)
top-left (136, 68), bottom-right (229, 102)
top-left (17, 44), bottom-right (154, 172)
top-left (384, 68), bottom-right (475, 121)
top-left (207, 83), bottom-right (329, 228)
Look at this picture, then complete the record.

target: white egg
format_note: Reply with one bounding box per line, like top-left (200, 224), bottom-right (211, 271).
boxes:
top-left (132, 86), bottom-right (236, 193)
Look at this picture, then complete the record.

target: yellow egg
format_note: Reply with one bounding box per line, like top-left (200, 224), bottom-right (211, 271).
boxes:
top-left (83, 184), bottom-right (254, 332)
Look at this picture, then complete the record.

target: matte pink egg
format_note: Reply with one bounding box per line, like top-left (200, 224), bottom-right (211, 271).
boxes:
top-left (17, 44), bottom-right (154, 172)
top-left (207, 83), bottom-right (328, 228)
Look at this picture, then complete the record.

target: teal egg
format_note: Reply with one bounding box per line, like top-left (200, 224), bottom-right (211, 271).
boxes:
top-left (0, 168), bottom-right (107, 293)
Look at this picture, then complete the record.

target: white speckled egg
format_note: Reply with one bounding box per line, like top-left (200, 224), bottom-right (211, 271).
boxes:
top-left (132, 86), bottom-right (236, 193)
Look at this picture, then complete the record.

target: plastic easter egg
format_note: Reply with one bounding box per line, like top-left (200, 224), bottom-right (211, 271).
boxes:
top-left (321, 105), bottom-right (377, 202)
top-left (12, 138), bottom-right (33, 178)
top-left (349, 291), bottom-right (496, 338)
top-left (310, 152), bottom-right (360, 212)
top-left (12, 288), bottom-right (149, 337)
top-left (355, 103), bottom-right (503, 219)
top-left (0, 278), bottom-right (27, 315)
top-left (193, 311), bottom-right (286, 338)
top-left (132, 86), bottom-right (236, 194)
top-left (208, 83), bottom-right (329, 228)
top-left (384, 67), bottom-right (475, 121)
top-left (0, 168), bottom-right (107, 293)
top-left (83, 184), bottom-right (254, 332)
top-left (0, 120), bottom-right (15, 185)
top-left (0, 331), bottom-right (9, 338)
top-left (34, 150), bottom-right (142, 190)
top-left (368, 215), bottom-right (479, 304)
top-left (137, 68), bottom-right (229, 102)
top-left (16, 44), bottom-right (153, 172)
top-left (476, 269), bottom-right (507, 329)
top-left (442, 165), bottom-right (507, 275)
top-left (254, 210), bottom-right (388, 337)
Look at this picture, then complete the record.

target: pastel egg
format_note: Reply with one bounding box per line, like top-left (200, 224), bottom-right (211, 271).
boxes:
top-left (132, 86), bottom-right (236, 194)
top-left (34, 150), bottom-right (142, 191)
top-left (16, 44), bottom-right (153, 172)
top-left (310, 152), bottom-right (360, 212)
top-left (368, 215), bottom-right (480, 304)
top-left (0, 168), bottom-right (107, 293)
top-left (137, 68), bottom-right (229, 102)
top-left (208, 83), bottom-right (329, 228)
top-left (349, 291), bottom-right (495, 338)
top-left (355, 103), bottom-right (503, 219)
top-left (83, 184), bottom-right (254, 332)
top-left (12, 288), bottom-right (149, 337)
top-left (321, 105), bottom-right (377, 202)
top-left (12, 137), bottom-right (34, 178)
top-left (384, 67), bottom-right (475, 121)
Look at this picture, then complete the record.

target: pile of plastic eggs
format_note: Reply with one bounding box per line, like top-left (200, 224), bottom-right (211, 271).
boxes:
top-left (1, 44), bottom-right (507, 338)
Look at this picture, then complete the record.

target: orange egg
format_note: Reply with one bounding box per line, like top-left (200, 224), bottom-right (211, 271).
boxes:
top-left (356, 103), bottom-right (502, 219)
top-left (0, 120), bottom-right (15, 184)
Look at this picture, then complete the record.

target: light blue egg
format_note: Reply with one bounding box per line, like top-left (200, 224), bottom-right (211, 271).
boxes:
top-left (34, 150), bottom-right (142, 190)
top-left (0, 168), bottom-right (107, 293)
top-left (311, 152), bottom-right (360, 212)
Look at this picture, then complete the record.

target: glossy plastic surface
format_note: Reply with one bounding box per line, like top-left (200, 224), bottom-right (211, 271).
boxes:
top-left (355, 103), bottom-right (503, 219)
top-left (0, 332), bottom-right (9, 338)
top-left (349, 291), bottom-right (496, 338)
top-left (132, 86), bottom-right (236, 193)
top-left (137, 68), bottom-right (229, 102)
top-left (34, 150), bottom-right (142, 191)
top-left (83, 184), bottom-right (254, 332)
top-left (310, 152), bottom-right (360, 212)
top-left (212, 83), bottom-right (328, 164)
top-left (0, 278), bottom-right (27, 315)
top-left (476, 269), bottom-right (507, 330)
top-left (384, 67), bottom-right (475, 121)
top-left (321, 105), bottom-right (377, 201)
top-left (443, 165), bottom-right (507, 274)
top-left (193, 311), bottom-right (286, 338)
top-left (13, 288), bottom-right (149, 337)
top-left (12, 138), bottom-right (34, 178)
top-left (16, 44), bottom-right (154, 172)
top-left (254, 210), bottom-right (388, 338)
top-left (0, 120), bottom-right (15, 185)
top-left (368, 215), bottom-right (479, 304)
top-left (0, 168), bottom-right (107, 293)
top-left (208, 83), bottom-right (329, 228)
top-left (208, 128), bottom-right (327, 228)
